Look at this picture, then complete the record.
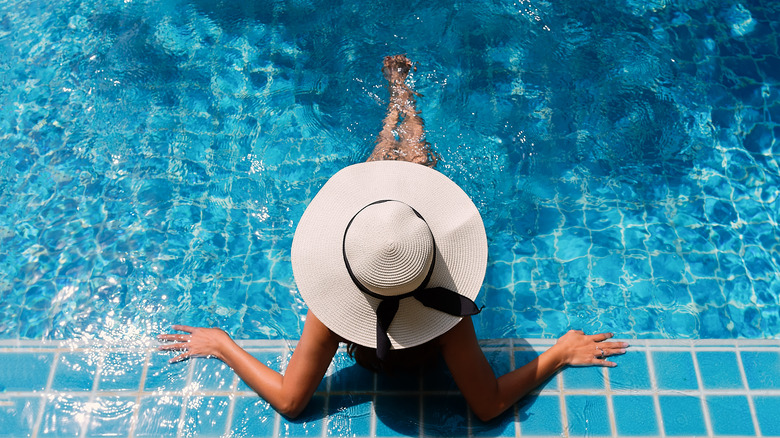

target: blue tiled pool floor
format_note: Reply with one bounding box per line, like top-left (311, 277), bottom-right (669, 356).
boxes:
top-left (1, 338), bottom-right (779, 437)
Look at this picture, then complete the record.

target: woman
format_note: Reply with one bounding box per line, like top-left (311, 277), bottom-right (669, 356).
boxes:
top-left (158, 55), bottom-right (628, 422)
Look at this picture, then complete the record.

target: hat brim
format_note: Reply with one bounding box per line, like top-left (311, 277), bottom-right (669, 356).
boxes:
top-left (291, 161), bottom-right (487, 349)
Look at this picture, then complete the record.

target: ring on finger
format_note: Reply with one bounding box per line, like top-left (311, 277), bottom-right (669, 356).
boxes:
top-left (596, 347), bottom-right (605, 358)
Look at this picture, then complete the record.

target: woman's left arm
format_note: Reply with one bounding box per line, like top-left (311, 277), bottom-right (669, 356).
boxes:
top-left (439, 317), bottom-right (628, 422)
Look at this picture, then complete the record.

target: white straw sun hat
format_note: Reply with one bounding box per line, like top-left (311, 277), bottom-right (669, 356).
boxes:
top-left (291, 160), bottom-right (487, 357)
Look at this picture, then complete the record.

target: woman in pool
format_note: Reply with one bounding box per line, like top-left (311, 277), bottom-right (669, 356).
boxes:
top-left (158, 55), bottom-right (628, 422)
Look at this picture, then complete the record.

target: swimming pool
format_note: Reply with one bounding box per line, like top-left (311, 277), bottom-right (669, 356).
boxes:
top-left (2, 0), bottom-right (777, 344)
top-left (1, 0), bottom-right (779, 435)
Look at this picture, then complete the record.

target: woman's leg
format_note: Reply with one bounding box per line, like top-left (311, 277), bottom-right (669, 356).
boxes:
top-left (367, 55), bottom-right (437, 167)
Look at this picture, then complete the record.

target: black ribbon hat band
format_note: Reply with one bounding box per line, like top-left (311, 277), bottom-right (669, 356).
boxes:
top-left (342, 200), bottom-right (482, 361)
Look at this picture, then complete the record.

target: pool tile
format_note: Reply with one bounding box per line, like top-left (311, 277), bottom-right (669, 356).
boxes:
top-left (613, 395), bottom-right (658, 436)
top-left (422, 395), bottom-right (468, 437)
top-left (421, 357), bottom-right (457, 392)
top-left (51, 352), bottom-right (98, 391)
top-left (652, 351), bottom-right (699, 390)
top-left (697, 351), bottom-right (744, 389)
top-left (376, 368), bottom-right (420, 392)
top-left (485, 349), bottom-right (512, 377)
top-left (143, 352), bottom-right (190, 392)
top-left (134, 396), bottom-right (183, 437)
top-left (686, 251), bottom-right (720, 278)
top-left (328, 351), bottom-right (375, 393)
top-left (326, 395), bottom-right (372, 437)
top-left (707, 395), bottom-right (754, 435)
top-left (517, 395), bottom-right (562, 436)
top-left (190, 359), bottom-right (235, 391)
top-left (741, 351), bottom-right (780, 389)
top-left (562, 363), bottom-right (607, 390)
top-left (754, 396), bottom-right (780, 436)
top-left (608, 350), bottom-right (651, 389)
top-left (0, 339), bottom-right (778, 438)
top-left (0, 352), bottom-right (53, 391)
top-left (181, 396), bottom-right (230, 437)
top-left (565, 396), bottom-right (611, 437)
top-left (658, 395), bottom-right (707, 436)
top-left (84, 396), bottom-right (135, 438)
top-left (0, 396), bottom-right (41, 438)
top-left (375, 395), bottom-right (420, 437)
top-left (471, 408), bottom-right (515, 437)
top-left (39, 395), bottom-right (90, 438)
top-left (98, 351), bottom-right (145, 391)
top-left (231, 397), bottom-right (276, 438)
top-left (278, 395), bottom-right (326, 437)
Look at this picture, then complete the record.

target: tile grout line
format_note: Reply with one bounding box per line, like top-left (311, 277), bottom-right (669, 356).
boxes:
top-left (127, 348), bottom-right (152, 438)
top-left (31, 350), bottom-right (60, 438)
top-left (175, 360), bottom-right (196, 438)
top-left (510, 340), bottom-right (521, 438)
top-left (6, 339), bottom-right (780, 352)
top-left (223, 372), bottom-right (239, 438)
top-left (9, 386), bottom-right (780, 398)
top-left (558, 372), bottom-right (568, 438)
top-left (603, 366), bottom-right (617, 438)
top-left (736, 346), bottom-right (763, 437)
top-left (80, 351), bottom-right (106, 438)
top-left (691, 348), bottom-right (714, 437)
top-left (645, 347), bottom-right (666, 438)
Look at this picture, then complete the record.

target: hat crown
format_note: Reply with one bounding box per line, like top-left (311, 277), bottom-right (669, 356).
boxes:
top-left (344, 201), bottom-right (433, 297)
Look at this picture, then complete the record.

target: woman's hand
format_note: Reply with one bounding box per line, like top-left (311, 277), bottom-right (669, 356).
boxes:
top-left (157, 325), bottom-right (236, 363)
top-left (551, 330), bottom-right (629, 368)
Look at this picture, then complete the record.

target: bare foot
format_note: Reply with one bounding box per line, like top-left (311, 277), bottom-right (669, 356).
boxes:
top-left (382, 55), bottom-right (413, 85)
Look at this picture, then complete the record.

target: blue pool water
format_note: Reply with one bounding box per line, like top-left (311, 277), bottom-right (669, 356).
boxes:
top-left (1, 0), bottom-right (779, 346)
top-left (2, 1), bottom-right (780, 437)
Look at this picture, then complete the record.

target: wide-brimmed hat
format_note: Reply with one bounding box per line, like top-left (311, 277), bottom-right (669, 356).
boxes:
top-left (291, 161), bottom-right (487, 356)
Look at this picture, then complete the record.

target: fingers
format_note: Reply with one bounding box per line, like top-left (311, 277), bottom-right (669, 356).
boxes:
top-left (598, 359), bottom-right (618, 367)
top-left (158, 342), bottom-right (189, 351)
top-left (157, 333), bottom-right (190, 342)
top-left (594, 345), bottom-right (627, 359)
top-left (157, 325), bottom-right (199, 343)
top-left (156, 340), bottom-right (191, 363)
top-left (589, 332), bottom-right (613, 342)
top-left (155, 326), bottom-right (202, 364)
top-left (169, 352), bottom-right (190, 363)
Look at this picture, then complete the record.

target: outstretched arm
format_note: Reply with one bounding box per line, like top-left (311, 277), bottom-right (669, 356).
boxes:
top-left (439, 317), bottom-right (628, 422)
top-left (158, 310), bottom-right (340, 418)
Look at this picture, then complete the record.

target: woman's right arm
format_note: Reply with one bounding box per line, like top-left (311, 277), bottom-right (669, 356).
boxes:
top-left (439, 317), bottom-right (628, 422)
top-left (158, 310), bottom-right (340, 418)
